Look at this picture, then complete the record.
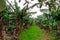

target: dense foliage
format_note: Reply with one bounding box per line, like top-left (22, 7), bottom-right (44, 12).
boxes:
top-left (0, 0), bottom-right (60, 40)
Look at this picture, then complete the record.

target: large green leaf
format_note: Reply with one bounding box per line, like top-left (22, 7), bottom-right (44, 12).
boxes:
top-left (0, 0), bottom-right (6, 12)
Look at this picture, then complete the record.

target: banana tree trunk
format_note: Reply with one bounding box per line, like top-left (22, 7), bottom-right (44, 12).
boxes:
top-left (58, 25), bottom-right (60, 32)
top-left (0, 13), bottom-right (4, 40)
top-left (13, 18), bottom-right (19, 40)
top-left (15, 18), bottom-right (19, 35)
top-left (2, 24), bottom-right (6, 40)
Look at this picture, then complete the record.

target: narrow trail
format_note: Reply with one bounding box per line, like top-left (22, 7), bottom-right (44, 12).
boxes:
top-left (19, 24), bottom-right (53, 40)
top-left (4, 24), bottom-right (53, 40)
top-left (19, 24), bottom-right (45, 40)
top-left (36, 30), bottom-right (52, 40)
top-left (41, 32), bottom-right (51, 40)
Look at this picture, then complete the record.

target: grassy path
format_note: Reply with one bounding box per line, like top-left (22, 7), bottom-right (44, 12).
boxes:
top-left (18, 24), bottom-right (52, 40)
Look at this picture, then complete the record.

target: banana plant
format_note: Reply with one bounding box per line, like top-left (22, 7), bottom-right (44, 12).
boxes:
top-left (0, 0), bottom-right (6, 40)
top-left (13, 0), bottom-right (33, 35)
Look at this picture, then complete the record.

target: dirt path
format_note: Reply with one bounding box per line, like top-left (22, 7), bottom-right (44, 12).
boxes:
top-left (36, 31), bottom-right (52, 40)
top-left (42, 32), bottom-right (51, 40)
top-left (2, 31), bottom-right (12, 40)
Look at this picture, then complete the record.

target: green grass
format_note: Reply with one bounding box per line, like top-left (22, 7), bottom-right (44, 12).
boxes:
top-left (18, 24), bottom-right (44, 40)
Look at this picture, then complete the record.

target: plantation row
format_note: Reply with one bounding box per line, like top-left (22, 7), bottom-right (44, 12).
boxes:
top-left (0, 0), bottom-right (33, 40)
top-left (35, 0), bottom-right (60, 40)
top-left (0, 0), bottom-right (60, 40)
top-left (35, 5), bottom-right (60, 40)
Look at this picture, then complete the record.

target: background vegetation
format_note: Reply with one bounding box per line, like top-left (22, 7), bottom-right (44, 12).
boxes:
top-left (0, 0), bottom-right (60, 40)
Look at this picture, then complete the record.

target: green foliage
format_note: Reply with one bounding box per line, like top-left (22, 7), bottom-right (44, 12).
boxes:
top-left (14, 0), bottom-right (33, 26)
top-left (35, 12), bottom-right (58, 29)
top-left (2, 0), bottom-right (33, 33)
